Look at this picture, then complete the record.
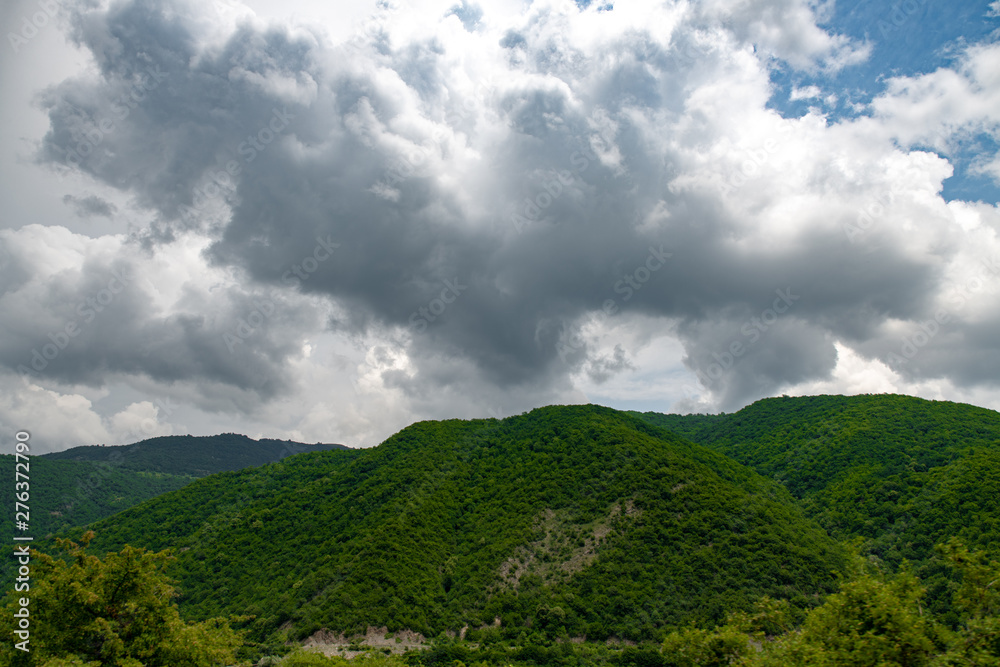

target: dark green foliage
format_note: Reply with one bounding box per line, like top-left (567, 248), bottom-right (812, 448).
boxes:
top-left (672, 394), bottom-right (1000, 502)
top-left (410, 640), bottom-right (473, 666)
top-left (0, 454), bottom-right (192, 587)
top-left (0, 455), bottom-right (191, 539)
top-left (71, 405), bottom-right (846, 645)
top-left (399, 641), bottom-right (645, 667)
top-left (624, 413), bottom-right (727, 443)
top-left (658, 540), bottom-right (1000, 666)
top-left (16, 393), bottom-right (1000, 660)
top-left (633, 393), bottom-right (1000, 619)
top-left (614, 646), bottom-right (669, 667)
top-left (42, 433), bottom-right (349, 477)
top-left (0, 435), bottom-right (358, 583)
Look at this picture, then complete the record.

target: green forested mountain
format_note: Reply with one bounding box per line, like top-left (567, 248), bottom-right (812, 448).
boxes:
top-left (623, 412), bottom-right (728, 442)
top-left (1, 434), bottom-right (355, 584)
top-left (3, 434), bottom-right (349, 542)
top-left (74, 405), bottom-right (846, 645)
top-left (634, 394), bottom-right (1000, 620)
top-left (42, 433), bottom-right (348, 477)
top-left (13, 393), bottom-right (1000, 662)
top-left (1, 455), bottom-right (192, 541)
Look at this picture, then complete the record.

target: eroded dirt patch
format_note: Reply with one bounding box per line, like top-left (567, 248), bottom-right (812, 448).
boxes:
top-left (302, 626), bottom-right (427, 658)
top-left (493, 500), bottom-right (641, 590)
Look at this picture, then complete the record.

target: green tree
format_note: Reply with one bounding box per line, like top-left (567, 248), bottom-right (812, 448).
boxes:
top-left (0, 531), bottom-right (245, 666)
top-left (661, 623), bottom-right (752, 667)
top-left (931, 539), bottom-right (1000, 665)
top-left (937, 538), bottom-right (1000, 620)
top-left (660, 596), bottom-right (797, 667)
top-left (751, 560), bottom-right (949, 666)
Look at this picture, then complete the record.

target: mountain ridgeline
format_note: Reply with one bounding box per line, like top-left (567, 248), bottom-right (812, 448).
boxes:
top-left (0, 434), bottom-right (352, 561)
top-left (632, 394), bottom-right (1000, 623)
top-left (41, 432), bottom-right (349, 477)
top-left (20, 394), bottom-right (1000, 650)
top-left (77, 406), bottom-right (846, 644)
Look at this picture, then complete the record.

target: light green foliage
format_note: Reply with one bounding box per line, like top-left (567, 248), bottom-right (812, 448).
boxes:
top-left (661, 624), bottom-right (752, 666)
top-left (279, 649), bottom-right (405, 667)
top-left (280, 648), bottom-right (346, 666)
top-left (785, 562), bottom-right (948, 666)
top-left (660, 543), bottom-right (1000, 667)
top-left (11, 395), bottom-right (1000, 663)
top-left (634, 394), bottom-right (1000, 618)
top-left (930, 616), bottom-right (1000, 666)
top-left (660, 597), bottom-right (795, 666)
top-left (0, 531), bottom-right (245, 667)
top-left (929, 540), bottom-right (1000, 665)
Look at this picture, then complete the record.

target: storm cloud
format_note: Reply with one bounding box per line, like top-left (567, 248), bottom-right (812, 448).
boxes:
top-left (2, 0), bottom-right (998, 448)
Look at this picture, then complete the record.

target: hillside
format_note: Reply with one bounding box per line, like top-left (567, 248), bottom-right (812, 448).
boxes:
top-left (634, 394), bottom-right (1000, 620)
top-left (1, 434), bottom-right (357, 584)
top-left (624, 412), bottom-right (728, 442)
top-left (0, 455), bottom-right (192, 540)
top-left (78, 405), bottom-right (847, 645)
top-left (3, 433), bottom-right (351, 542)
top-left (42, 433), bottom-right (349, 477)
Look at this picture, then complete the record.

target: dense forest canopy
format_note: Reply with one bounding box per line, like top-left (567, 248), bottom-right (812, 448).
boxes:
top-left (633, 394), bottom-right (1000, 623)
top-left (64, 406), bottom-right (847, 644)
top-left (0, 434), bottom-right (357, 582)
top-left (5, 393), bottom-right (1000, 665)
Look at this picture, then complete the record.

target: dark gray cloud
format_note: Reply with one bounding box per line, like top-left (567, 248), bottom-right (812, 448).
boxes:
top-left (0, 227), bottom-right (319, 410)
top-left (62, 194), bottom-right (118, 218)
top-left (586, 344), bottom-right (634, 384)
top-left (5, 0), bottom-right (997, 431)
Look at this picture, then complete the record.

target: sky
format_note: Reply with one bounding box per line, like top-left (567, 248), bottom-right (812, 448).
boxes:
top-left (1, 0), bottom-right (999, 452)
